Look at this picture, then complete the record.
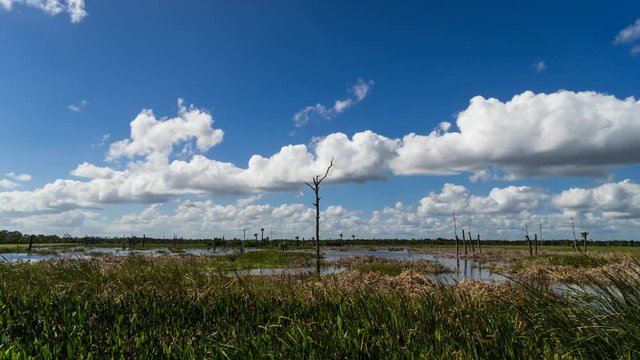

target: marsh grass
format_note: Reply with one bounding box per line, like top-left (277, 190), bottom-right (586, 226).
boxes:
top-left (495, 252), bottom-right (638, 286)
top-left (222, 250), bottom-right (315, 270)
top-left (1, 255), bottom-right (640, 358)
top-left (330, 255), bottom-right (452, 276)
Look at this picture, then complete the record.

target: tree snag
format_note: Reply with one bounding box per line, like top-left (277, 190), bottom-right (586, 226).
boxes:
top-left (306, 158), bottom-right (334, 274)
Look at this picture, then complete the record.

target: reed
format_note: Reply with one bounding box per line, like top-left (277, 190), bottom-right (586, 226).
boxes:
top-left (0, 255), bottom-right (639, 358)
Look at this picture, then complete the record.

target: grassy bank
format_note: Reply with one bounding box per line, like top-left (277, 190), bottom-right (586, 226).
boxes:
top-left (1, 255), bottom-right (640, 358)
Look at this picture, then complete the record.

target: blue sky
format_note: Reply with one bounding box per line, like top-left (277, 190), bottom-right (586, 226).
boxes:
top-left (1, 1), bottom-right (640, 240)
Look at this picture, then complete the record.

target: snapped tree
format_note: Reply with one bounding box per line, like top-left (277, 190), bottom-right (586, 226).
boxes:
top-left (306, 158), bottom-right (334, 274)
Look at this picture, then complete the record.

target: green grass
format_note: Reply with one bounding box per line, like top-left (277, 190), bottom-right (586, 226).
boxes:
top-left (1, 255), bottom-right (640, 358)
top-left (222, 250), bottom-right (314, 270)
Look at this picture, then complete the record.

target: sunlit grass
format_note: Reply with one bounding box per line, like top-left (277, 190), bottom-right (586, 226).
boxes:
top-left (1, 255), bottom-right (639, 358)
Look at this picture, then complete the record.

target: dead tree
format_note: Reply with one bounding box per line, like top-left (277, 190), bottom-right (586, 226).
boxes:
top-left (453, 212), bottom-right (459, 265)
top-left (570, 218), bottom-right (579, 252)
top-left (539, 224), bottom-right (543, 248)
top-left (476, 234), bottom-right (481, 254)
top-left (526, 235), bottom-right (533, 256)
top-left (462, 228), bottom-right (468, 255)
top-left (469, 231), bottom-right (475, 254)
top-left (306, 158), bottom-right (334, 274)
top-left (28, 235), bottom-right (34, 252)
top-left (534, 233), bottom-right (538, 255)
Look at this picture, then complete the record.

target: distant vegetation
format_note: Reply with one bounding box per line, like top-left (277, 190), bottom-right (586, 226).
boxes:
top-left (2, 229), bottom-right (640, 249)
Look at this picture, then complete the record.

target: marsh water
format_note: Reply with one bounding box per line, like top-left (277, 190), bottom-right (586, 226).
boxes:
top-left (1, 247), bottom-right (507, 283)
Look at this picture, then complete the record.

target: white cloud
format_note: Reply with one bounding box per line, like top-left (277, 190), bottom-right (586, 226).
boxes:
top-left (68, 99), bottom-right (88, 112)
top-left (417, 183), bottom-right (545, 216)
top-left (3, 179), bottom-right (640, 240)
top-left (0, 179), bottom-right (19, 189)
top-left (391, 90), bottom-right (640, 178)
top-left (293, 78), bottom-right (374, 128)
top-left (552, 180), bottom-right (640, 218)
top-left (614, 18), bottom-right (640, 44)
top-left (532, 61), bottom-right (545, 73)
top-left (6, 172), bottom-right (31, 182)
top-left (71, 163), bottom-right (116, 179)
top-left (1, 0), bottom-right (87, 23)
top-left (2, 91), bottom-right (640, 220)
top-left (101, 181), bottom-right (640, 240)
top-left (0, 172), bottom-right (31, 189)
top-left (107, 99), bottom-right (224, 162)
top-left (614, 19), bottom-right (640, 55)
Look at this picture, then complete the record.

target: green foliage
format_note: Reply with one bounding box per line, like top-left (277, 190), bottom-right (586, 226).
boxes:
top-left (0, 256), bottom-right (639, 358)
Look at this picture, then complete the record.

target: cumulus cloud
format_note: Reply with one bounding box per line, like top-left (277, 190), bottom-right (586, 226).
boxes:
top-left (293, 78), bottom-right (374, 128)
top-left (552, 180), bottom-right (640, 218)
top-left (417, 183), bottom-right (546, 216)
top-left (102, 181), bottom-right (640, 240)
top-left (107, 99), bottom-right (224, 162)
top-left (2, 91), bottom-right (640, 218)
top-left (391, 90), bottom-right (640, 178)
top-left (3, 179), bottom-right (640, 240)
top-left (0, 0), bottom-right (87, 23)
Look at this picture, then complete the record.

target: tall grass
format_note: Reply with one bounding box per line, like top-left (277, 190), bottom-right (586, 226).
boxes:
top-left (0, 255), bottom-right (639, 358)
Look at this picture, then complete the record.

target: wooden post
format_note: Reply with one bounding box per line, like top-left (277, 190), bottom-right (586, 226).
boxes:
top-left (469, 231), bottom-right (475, 253)
top-left (28, 235), bottom-right (34, 252)
top-left (534, 233), bottom-right (538, 255)
top-left (526, 235), bottom-right (533, 256)
top-left (476, 234), bottom-right (481, 254)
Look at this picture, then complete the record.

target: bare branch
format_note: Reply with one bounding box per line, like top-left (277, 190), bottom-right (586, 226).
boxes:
top-left (305, 182), bottom-right (316, 191)
top-left (317, 158), bottom-right (334, 185)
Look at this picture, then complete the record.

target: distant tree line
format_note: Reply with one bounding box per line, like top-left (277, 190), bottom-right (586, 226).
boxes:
top-left (1, 230), bottom-right (639, 248)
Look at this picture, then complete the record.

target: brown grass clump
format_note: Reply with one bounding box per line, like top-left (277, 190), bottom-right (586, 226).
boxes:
top-left (504, 253), bottom-right (640, 286)
top-left (456, 280), bottom-right (527, 303)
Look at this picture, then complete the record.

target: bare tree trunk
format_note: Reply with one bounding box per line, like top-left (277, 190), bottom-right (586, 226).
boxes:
top-left (476, 234), bottom-right (481, 254)
top-left (469, 231), bottom-right (475, 254)
top-left (28, 235), bottom-right (34, 252)
top-left (526, 235), bottom-right (532, 256)
top-left (570, 218), bottom-right (578, 253)
top-left (455, 235), bottom-right (460, 267)
top-left (462, 228), bottom-right (467, 255)
top-left (534, 233), bottom-right (538, 255)
top-left (314, 188), bottom-right (320, 273)
top-left (453, 212), bottom-right (459, 266)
